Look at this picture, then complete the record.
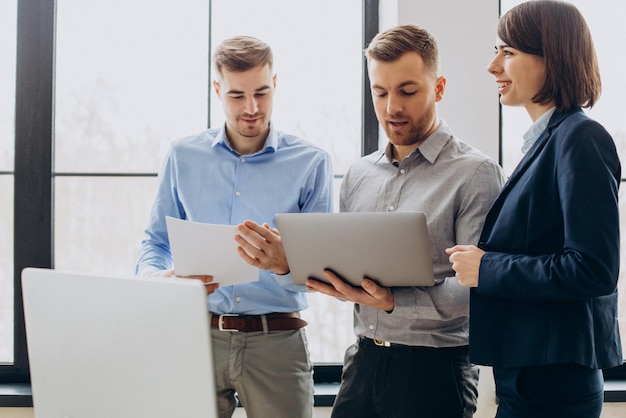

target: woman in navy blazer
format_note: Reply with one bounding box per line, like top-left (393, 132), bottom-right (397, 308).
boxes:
top-left (446, 1), bottom-right (622, 417)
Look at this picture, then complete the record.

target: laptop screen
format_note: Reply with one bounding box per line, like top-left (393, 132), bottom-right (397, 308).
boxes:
top-left (22, 268), bottom-right (217, 418)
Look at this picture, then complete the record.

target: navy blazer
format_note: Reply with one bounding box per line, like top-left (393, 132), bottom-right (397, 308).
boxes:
top-left (470, 109), bottom-right (623, 369)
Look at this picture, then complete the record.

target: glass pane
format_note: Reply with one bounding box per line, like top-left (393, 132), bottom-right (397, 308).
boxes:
top-left (54, 0), bottom-right (209, 174)
top-left (500, 0), bottom-right (626, 357)
top-left (211, 0), bottom-right (361, 363)
top-left (0, 0), bottom-right (16, 171)
top-left (0, 175), bottom-right (14, 364)
top-left (0, 0), bottom-right (16, 365)
top-left (54, 177), bottom-right (158, 276)
top-left (210, 0), bottom-right (362, 175)
top-left (301, 176), bottom-right (350, 361)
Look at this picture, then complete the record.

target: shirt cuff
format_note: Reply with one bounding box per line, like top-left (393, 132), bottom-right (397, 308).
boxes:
top-left (387, 287), bottom-right (413, 316)
top-left (136, 265), bottom-right (161, 278)
top-left (272, 271), bottom-right (308, 292)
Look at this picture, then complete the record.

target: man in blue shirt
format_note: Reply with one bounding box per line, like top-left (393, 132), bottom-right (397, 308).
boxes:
top-left (136, 36), bottom-right (333, 418)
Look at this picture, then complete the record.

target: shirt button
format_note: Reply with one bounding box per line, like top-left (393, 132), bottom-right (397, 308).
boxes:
top-left (369, 325), bottom-right (375, 330)
top-left (400, 168), bottom-right (406, 174)
top-left (235, 297), bottom-right (241, 302)
top-left (388, 205), bottom-right (395, 211)
top-left (241, 157), bottom-right (246, 163)
top-left (235, 191), bottom-right (241, 197)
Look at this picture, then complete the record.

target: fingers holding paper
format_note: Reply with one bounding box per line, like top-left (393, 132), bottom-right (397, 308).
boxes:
top-left (141, 269), bottom-right (219, 295)
top-left (235, 220), bottom-right (290, 275)
top-left (306, 270), bottom-right (395, 312)
top-left (190, 274), bottom-right (219, 294)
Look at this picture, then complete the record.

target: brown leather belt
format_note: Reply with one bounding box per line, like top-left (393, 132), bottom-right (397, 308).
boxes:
top-left (210, 312), bottom-right (307, 332)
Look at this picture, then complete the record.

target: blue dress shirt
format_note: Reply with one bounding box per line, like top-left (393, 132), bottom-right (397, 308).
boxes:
top-left (521, 107), bottom-right (555, 153)
top-left (136, 123), bottom-right (333, 315)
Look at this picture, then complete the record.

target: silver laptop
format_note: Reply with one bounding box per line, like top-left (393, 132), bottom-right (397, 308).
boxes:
top-left (22, 267), bottom-right (217, 418)
top-left (275, 212), bottom-right (435, 287)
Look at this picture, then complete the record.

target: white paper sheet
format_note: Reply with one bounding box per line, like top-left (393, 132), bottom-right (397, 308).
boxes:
top-left (165, 216), bottom-right (259, 286)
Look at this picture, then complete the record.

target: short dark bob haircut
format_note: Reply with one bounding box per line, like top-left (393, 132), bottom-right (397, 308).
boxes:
top-left (497, 0), bottom-right (601, 111)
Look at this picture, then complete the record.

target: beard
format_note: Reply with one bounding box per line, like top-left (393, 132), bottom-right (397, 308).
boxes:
top-left (382, 105), bottom-right (437, 147)
top-left (384, 123), bottom-right (428, 147)
top-left (234, 114), bottom-right (269, 139)
top-left (236, 124), bottom-right (265, 138)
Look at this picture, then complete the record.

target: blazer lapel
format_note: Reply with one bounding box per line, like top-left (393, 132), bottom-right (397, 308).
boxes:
top-left (481, 110), bottom-right (579, 235)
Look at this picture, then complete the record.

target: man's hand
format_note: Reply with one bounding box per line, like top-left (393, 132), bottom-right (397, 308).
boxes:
top-left (141, 269), bottom-right (219, 295)
top-left (235, 220), bottom-right (290, 275)
top-left (445, 244), bottom-right (484, 288)
top-left (306, 270), bottom-right (395, 312)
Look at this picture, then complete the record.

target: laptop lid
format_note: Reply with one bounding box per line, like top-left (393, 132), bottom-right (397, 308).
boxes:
top-left (22, 267), bottom-right (217, 418)
top-left (275, 212), bottom-right (435, 287)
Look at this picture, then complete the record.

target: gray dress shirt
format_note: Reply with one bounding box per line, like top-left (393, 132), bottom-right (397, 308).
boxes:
top-left (341, 119), bottom-right (506, 347)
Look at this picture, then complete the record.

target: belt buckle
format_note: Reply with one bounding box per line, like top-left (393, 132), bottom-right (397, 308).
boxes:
top-left (218, 314), bottom-right (240, 332)
top-left (373, 338), bottom-right (391, 347)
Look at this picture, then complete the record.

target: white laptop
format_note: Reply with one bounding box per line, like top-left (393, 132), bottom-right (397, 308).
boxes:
top-left (275, 212), bottom-right (435, 287)
top-left (21, 267), bottom-right (217, 418)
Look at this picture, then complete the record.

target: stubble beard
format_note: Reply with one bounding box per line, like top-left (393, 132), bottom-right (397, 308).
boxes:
top-left (384, 113), bottom-right (434, 147)
top-left (235, 114), bottom-right (268, 139)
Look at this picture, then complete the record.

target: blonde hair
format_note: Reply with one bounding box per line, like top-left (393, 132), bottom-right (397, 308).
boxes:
top-left (212, 36), bottom-right (273, 77)
top-left (365, 24), bottom-right (439, 76)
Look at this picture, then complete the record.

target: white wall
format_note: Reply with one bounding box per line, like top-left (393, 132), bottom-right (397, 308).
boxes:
top-left (379, 0), bottom-right (500, 161)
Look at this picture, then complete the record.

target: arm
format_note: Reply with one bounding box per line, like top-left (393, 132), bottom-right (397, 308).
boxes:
top-left (313, 158), bottom-right (506, 319)
top-left (135, 148), bottom-right (219, 294)
top-left (388, 159), bottom-right (505, 319)
top-left (445, 244), bottom-right (483, 288)
top-left (238, 150), bottom-right (334, 290)
top-left (135, 150), bottom-right (180, 278)
top-left (477, 122), bottom-right (620, 300)
top-left (306, 270), bottom-right (475, 321)
top-left (235, 221), bottom-right (289, 275)
top-left (306, 271), bottom-right (394, 311)
top-left (141, 269), bottom-right (219, 295)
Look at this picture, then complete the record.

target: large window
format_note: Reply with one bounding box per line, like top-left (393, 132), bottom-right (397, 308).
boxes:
top-left (53, 0), bottom-right (209, 276)
top-left (0, 0), bottom-right (16, 365)
top-left (500, 0), bottom-right (626, 361)
top-left (1, 0), bottom-right (376, 387)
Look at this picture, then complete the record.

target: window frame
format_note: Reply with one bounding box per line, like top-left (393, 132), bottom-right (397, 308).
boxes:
top-left (2, 0), bottom-right (55, 387)
top-left (0, 0), bottom-right (380, 404)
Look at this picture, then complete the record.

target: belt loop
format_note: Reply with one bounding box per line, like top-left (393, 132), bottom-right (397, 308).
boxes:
top-left (261, 314), bottom-right (269, 334)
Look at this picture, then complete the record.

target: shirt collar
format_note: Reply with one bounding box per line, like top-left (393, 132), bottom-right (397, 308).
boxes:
top-left (522, 107), bottom-right (556, 153)
top-left (211, 123), bottom-right (278, 155)
top-left (384, 119), bottom-right (452, 165)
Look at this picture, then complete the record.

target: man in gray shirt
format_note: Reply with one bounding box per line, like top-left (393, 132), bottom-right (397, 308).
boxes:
top-left (306, 24), bottom-right (506, 418)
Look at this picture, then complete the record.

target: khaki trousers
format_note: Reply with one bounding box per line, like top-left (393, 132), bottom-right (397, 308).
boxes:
top-left (210, 327), bottom-right (314, 418)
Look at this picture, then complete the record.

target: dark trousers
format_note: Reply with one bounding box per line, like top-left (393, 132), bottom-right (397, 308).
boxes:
top-left (493, 363), bottom-right (604, 418)
top-left (331, 338), bottom-right (478, 418)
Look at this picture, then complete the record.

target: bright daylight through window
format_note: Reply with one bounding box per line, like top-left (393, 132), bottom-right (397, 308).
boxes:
top-left (0, 0), bottom-right (16, 365)
top-left (2, 0), bottom-right (625, 370)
